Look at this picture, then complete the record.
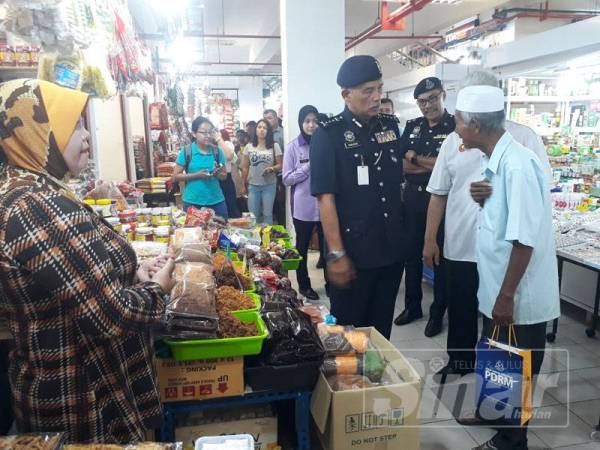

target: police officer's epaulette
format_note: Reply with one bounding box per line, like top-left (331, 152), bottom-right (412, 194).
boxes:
top-left (319, 114), bottom-right (344, 129)
top-left (378, 113), bottom-right (400, 123)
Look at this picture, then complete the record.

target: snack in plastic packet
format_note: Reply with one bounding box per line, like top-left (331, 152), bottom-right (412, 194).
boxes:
top-left (163, 314), bottom-right (218, 340)
top-left (0, 433), bottom-right (64, 450)
top-left (174, 242), bottom-right (212, 264)
top-left (64, 443), bottom-right (183, 449)
top-left (173, 262), bottom-right (214, 285)
top-left (131, 241), bottom-right (169, 261)
top-left (215, 259), bottom-right (252, 291)
top-left (317, 324), bottom-right (369, 355)
top-left (322, 355), bottom-right (361, 376)
top-left (327, 374), bottom-right (376, 391)
top-left (259, 307), bottom-right (325, 365)
top-left (171, 227), bottom-right (205, 252)
top-left (169, 279), bottom-right (217, 319)
top-left (185, 206), bottom-right (214, 227)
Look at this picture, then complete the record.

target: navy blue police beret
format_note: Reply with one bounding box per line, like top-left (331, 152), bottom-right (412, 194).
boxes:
top-left (337, 55), bottom-right (383, 88)
top-left (414, 77), bottom-right (443, 99)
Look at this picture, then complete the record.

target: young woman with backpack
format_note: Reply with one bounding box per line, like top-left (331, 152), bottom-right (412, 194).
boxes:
top-left (172, 116), bottom-right (229, 218)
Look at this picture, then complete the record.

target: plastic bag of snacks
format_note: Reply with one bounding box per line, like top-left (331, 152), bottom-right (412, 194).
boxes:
top-left (317, 324), bottom-right (370, 355)
top-left (185, 206), bottom-right (214, 227)
top-left (260, 307), bottom-right (325, 365)
top-left (171, 227), bottom-right (204, 252)
top-left (327, 374), bottom-right (377, 392)
top-left (174, 242), bottom-right (212, 265)
top-left (169, 267), bottom-right (217, 319)
top-left (321, 346), bottom-right (386, 382)
top-left (0, 433), bottom-right (64, 450)
top-left (64, 443), bottom-right (183, 449)
top-left (215, 258), bottom-right (253, 291)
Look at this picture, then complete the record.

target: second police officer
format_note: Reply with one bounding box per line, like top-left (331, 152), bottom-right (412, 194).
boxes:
top-left (310, 55), bottom-right (407, 340)
top-left (393, 77), bottom-right (455, 338)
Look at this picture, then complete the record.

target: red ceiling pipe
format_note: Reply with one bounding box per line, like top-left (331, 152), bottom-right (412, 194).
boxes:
top-left (347, 35), bottom-right (442, 40)
top-left (345, 0), bottom-right (434, 51)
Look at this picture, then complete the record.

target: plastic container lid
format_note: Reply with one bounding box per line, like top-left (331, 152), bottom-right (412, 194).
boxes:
top-left (154, 226), bottom-right (170, 237)
top-left (136, 226), bottom-right (153, 235)
top-left (83, 199), bottom-right (96, 205)
top-left (119, 210), bottom-right (137, 218)
top-left (96, 199), bottom-right (112, 205)
top-left (106, 217), bottom-right (120, 225)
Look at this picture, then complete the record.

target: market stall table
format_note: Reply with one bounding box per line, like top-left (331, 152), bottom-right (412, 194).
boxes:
top-left (159, 389), bottom-right (312, 450)
top-left (547, 245), bottom-right (600, 342)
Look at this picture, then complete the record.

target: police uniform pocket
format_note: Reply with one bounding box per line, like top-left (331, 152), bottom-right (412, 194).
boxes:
top-left (343, 219), bottom-right (367, 239)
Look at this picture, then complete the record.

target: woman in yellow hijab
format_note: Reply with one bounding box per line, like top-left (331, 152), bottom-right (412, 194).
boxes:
top-left (0, 79), bottom-right (174, 444)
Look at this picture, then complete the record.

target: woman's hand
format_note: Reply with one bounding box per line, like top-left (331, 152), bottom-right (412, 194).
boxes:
top-left (137, 255), bottom-right (172, 282)
top-left (263, 166), bottom-right (274, 176)
top-left (152, 257), bottom-right (176, 294)
top-left (193, 170), bottom-right (212, 180)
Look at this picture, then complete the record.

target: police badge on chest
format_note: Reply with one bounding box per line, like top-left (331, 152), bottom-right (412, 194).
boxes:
top-left (344, 130), bottom-right (360, 150)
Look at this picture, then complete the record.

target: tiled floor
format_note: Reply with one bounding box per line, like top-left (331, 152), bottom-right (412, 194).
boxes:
top-left (293, 251), bottom-right (600, 450)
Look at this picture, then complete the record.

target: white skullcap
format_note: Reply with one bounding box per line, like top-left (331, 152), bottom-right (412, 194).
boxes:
top-left (456, 85), bottom-right (505, 113)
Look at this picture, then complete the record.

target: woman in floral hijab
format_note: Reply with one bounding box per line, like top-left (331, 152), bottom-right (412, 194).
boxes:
top-left (0, 79), bottom-right (174, 444)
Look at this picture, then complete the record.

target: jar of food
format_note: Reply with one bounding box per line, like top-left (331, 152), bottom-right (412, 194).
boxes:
top-left (135, 226), bottom-right (154, 241)
top-left (96, 199), bottom-right (113, 218)
top-left (160, 207), bottom-right (171, 222)
top-left (105, 217), bottom-right (122, 234)
top-left (142, 208), bottom-right (152, 223)
top-left (120, 224), bottom-right (133, 241)
top-left (157, 219), bottom-right (171, 228)
top-left (118, 209), bottom-right (137, 224)
top-left (135, 208), bottom-right (145, 223)
top-left (154, 226), bottom-right (170, 243)
top-left (151, 208), bottom-right (162, 226)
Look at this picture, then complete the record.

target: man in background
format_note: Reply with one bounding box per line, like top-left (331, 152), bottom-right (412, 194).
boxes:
top-left (245, 121), bottom-right (257, 143)
top-left (264, 109), bottom-right (286, 225)
top-left (380, 98), bottom-right (395, 115)
top-left (394, 77), bottom-right (453, 338)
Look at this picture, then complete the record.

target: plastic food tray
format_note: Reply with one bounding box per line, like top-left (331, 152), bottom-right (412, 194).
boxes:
top-left (165, 311), bottom-right (268, 360)
top-left (195, 434), bottom-right (254, 450)
top-left (230, 261), bottom-right (256, 293)
top-left (281, 241), bottom-right (302, 271)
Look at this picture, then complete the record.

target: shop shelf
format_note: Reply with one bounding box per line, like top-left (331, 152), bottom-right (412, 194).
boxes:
top-left (165, 311), bottom-right (268, 360)
top-left (245, 360), bottom-right (322, 392)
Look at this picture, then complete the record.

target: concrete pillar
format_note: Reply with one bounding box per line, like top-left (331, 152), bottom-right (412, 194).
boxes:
top-left (280, 0), bottom-right (345, 143)
top-left (238, 77), bottom-right (264, 126)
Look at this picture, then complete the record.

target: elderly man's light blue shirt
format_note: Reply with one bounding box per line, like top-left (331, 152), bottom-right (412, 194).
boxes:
top-left (477, 132), bottom-right (560, 325)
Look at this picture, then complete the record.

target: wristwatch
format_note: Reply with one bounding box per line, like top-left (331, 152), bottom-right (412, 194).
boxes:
top-left (326, 250), bottom-right (346, 262)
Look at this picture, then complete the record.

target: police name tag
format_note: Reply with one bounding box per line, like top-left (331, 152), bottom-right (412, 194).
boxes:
top-left (357, 166), bottom-right (369, 185)
top-left (375, 130), bottom-right (397, 144)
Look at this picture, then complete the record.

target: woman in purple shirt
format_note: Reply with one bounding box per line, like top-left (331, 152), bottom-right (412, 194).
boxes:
top-left (283, 105), bottom-right (326, 300)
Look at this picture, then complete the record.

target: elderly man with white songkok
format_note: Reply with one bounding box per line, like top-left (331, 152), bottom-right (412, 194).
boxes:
top-left (424, 71), bottom-right (554, 387)
top-left (451, 84), bottom-right (560, 450)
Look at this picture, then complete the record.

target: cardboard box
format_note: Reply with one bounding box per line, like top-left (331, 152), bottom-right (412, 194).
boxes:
top-left (176, 406), bottom-right (278, 450)
top-left (156, 357), bottom-right (244, 402)
top-left (310, 327), bottom-right (422, 450)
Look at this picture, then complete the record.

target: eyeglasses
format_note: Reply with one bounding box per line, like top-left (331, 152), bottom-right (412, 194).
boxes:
top-left (417, 93), bottom-right (442, 107)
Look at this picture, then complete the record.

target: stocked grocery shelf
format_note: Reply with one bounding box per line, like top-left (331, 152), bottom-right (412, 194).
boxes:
top-left (506, 95), bottom-right (600, 103)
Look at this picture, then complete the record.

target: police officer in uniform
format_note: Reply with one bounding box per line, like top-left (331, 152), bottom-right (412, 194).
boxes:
top-left (394, 77), bottom-right (455, 338)
top-left (310, 55), bottom-right (407, 339)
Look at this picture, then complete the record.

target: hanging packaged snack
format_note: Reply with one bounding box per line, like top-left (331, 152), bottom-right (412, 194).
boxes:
top-left (149, 102), bottom-right (169, 130)
top-left (174, 242), bottom-right (212, 264)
